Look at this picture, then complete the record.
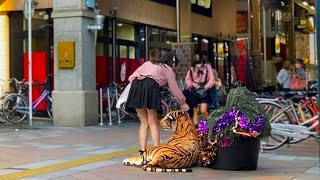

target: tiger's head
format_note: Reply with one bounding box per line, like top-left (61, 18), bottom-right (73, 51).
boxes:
top-left (160, 110), bottom-right (188, 131)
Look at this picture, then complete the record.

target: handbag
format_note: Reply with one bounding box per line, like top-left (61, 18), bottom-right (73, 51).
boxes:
top-left (290, 77), bottom-right (306, 91)
top-left (195, 83), bottom-right (207, 99)
top-left (116, 82), bottom-right (132, 109)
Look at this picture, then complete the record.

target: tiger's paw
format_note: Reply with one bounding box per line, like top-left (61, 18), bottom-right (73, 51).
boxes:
top-left (142, 164), bottom-right (152, 171)
top-left (122, 157), bottom-right (144, 166)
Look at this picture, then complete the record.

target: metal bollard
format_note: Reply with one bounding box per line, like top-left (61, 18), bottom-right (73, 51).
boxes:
top-left (99, 88), bottom-right (104, 126)
top-left (107, 88), bottom-right (113, 125)
top-left (115, 88), bottom-right (121, 124)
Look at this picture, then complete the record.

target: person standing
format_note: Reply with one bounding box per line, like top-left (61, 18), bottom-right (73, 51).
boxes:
top-left (276, 60), bottom-right (291, 92)
top-left (126, 50), bottom-right (189, 155)
top-left (293, 58), bottom-right (306, 80)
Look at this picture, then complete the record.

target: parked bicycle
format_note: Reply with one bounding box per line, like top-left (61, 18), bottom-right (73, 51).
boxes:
top-left (0, 78), bottom-right (28, 123)
top-left (1, 75), bottom-right (52, 123)
top-left (258, 90), bottom-right (319, 150)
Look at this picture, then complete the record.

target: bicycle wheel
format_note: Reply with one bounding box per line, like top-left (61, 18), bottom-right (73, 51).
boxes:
top-left (259, 102), bottom-right (290, 150)
top-left (0, 94), bottom-right (8, 123)
top-left (2, 94), bottom-right (28, 123)
top-left (46, 95), bottom-right (52, 119)
top-left (286, 100), bottom-right (315, 144)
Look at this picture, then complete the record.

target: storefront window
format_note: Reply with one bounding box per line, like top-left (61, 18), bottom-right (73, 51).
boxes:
top-left (149, 26), bottom-right (176, 57)
top-left (23, 10), bottom-right (52, 53)
top-left (116, 23), bottom-right (134, 41)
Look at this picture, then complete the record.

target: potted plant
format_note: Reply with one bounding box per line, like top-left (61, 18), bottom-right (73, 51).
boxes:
top-left (206, 87), bottom-right (271, 171)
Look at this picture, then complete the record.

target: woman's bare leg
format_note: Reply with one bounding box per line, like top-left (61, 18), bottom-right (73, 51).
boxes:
top-left (136, 108), bottom-right (148, 151)
top-left (146, 108), bottom-right (160, 146)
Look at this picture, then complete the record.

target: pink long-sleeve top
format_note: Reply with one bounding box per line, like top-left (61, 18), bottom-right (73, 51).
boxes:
top-left (128, 61), bottom-right (189, 112)
top-left (185, 64), bottom-right (216, 89)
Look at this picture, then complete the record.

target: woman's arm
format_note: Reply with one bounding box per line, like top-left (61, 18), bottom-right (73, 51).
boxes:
top-left (276, 69), bottom-right (284, 84)
top-left (185, 68), bottom-right (194, 89)
top-left (167, 69), bottom-right (190, 112)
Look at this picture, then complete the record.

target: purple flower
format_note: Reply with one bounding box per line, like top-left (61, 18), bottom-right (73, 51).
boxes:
top-left (220, 137), bottom-right (231, 148)
top-left (198, 119), bottom-right (208, 135)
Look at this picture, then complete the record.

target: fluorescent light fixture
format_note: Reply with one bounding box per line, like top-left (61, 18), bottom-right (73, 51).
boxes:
top-left (310, 5), bottom-right (315, 10)
top-left (302, 1), bottom-right (308, 6)
top-left (194, 37), bottom-right (198, 41)
top-left (117, 23), bottom-right (123, 27)
top-left (202, 39), bottom-right (208, 43)
top-left (141, 38), bottom-right (145, 41)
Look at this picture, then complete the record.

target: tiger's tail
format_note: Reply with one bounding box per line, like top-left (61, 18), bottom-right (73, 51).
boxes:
top-left (143, 167), bottom-right (192, 173)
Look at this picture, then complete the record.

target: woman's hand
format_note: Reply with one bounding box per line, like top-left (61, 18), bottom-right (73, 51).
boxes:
top-left (193, 83), bottom-right (200, 89)
top-left (204, 84), bottom-right (210, 91)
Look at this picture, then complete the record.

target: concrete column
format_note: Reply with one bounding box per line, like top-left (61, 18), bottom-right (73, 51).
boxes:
top-left (0, 12), bottom-right (9, 94)
top-left (179, 0), bottom-right (192, 42)
top-left (52, 0), bottom-right (98, 127)
top-left (287, 0), bottom-right (296, 59)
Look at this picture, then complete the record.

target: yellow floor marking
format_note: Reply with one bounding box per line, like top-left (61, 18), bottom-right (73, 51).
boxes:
top-left (0, 145), bottom-right (153, 180)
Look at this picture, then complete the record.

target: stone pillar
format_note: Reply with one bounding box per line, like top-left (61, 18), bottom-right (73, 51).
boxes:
top-left (52, 0), bottom-right (98, 127)
top-left (251, 0), bottom-right (261, 53)
top-left (172, 43), bottom-right (194, 80)
top-left (287, 0), bottom-right (296, 60)
top-left (0, 12), bottom-right (9, 94)
top-left (179, 0), bottom-right (192, 42)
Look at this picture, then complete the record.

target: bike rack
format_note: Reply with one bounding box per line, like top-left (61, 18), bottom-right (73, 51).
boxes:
top-left (115, 88), bottom-right (121, 124)
top-left (99, 88), bottom-right (104, 126)
top-left (98, 87), bottom-right (122, 126)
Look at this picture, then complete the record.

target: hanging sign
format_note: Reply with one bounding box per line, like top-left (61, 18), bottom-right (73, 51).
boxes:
top-left (86, 0), bottom-right (96, 9)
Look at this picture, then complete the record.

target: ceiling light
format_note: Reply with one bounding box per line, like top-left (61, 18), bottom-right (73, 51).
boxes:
top-left (310, 5), bottom-right (315, 10)
top-left (141, 38), bottom-right (145, 41)
top-left (202, 39), bottom-right (208, 43)
top-left (302, 1), bottom-right (308, 6)
top-left (117, 23), bottom-right (123, 27)
top-left (152, 31), bottom-right (157, 35)
top-left (194, 37), bottom-right (198, 41)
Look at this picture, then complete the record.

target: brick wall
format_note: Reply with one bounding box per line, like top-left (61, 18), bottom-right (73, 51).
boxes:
top-left (172, 43), bottom-right (195, 80)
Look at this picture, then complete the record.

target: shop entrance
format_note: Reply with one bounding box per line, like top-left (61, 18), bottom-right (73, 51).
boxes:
top-left (115, 40), bottom-right (141, 83)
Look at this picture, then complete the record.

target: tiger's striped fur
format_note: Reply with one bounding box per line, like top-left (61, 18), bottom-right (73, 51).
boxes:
top-left (122, 110), bottom-right (200, 172)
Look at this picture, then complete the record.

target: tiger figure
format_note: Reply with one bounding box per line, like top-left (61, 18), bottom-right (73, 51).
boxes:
top-left (122, 110), bottom-right (200, 172)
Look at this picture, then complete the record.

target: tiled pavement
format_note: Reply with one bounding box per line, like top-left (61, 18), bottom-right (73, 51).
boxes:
top-left (0, 121), bottom-right (319, 180)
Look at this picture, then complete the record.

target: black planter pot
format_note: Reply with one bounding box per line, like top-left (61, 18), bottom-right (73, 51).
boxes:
top-left (211, 137), bottom-right (260, 171)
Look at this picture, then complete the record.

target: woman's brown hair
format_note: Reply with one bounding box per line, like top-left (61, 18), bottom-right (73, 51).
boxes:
top-left (149, 49), bottom-right (160, 62)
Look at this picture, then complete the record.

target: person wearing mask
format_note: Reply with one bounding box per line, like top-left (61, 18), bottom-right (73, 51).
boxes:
top-left (126, 50), bottom-right (189, 156)
top-left (293, 58), bottom-right (306, 80)
top-left (185, 54), bottom-right (215, 128)
top-left (276, 60), bottom-right (291, 92)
